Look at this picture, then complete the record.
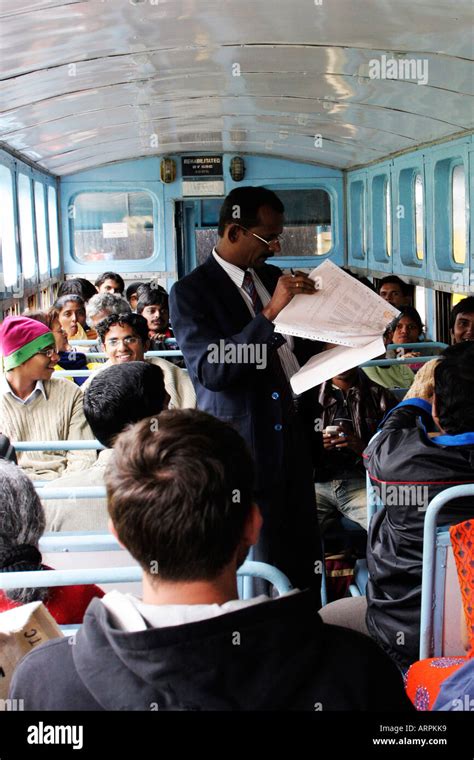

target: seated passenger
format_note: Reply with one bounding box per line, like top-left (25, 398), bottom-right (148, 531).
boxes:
top-left (27, 308), bottom-right (92, 387)
top-left (10, 410), bottom-right (412, 711)
top-left (386, 306), bottom-right (438, 371)
top-left (319, 342), bottom-right (474, 672)
top-left (0, 316), bottom-right (95, 480)
top-left (95, 272), bottom-right (125, 295)
top-left (0, 460), bottom-right (103, 624)
top-left (378, 275), bottom-right (409, 308)
top-left (136, 283), bottom-right (178, 352)
top-left (52, 294), bottom-right (89, 341)
top-left (313, 357), bottom-right (397, 534)
top-left (450, 296), bottom-right (474, 344)
top-left (362, 328), bottom-right (415, 391)
top-left (81, 313), bottom-right (195, 409)
top-left (41, 362), bottom-right (167, 532)
top-left (125, 281), bottom-right (145, 312)
top-left (85, 292), bottom-right (131, 348)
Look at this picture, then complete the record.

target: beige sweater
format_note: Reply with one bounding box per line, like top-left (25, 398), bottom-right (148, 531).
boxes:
top-left (41, 448), bottom-right (112, 532)
top-left (0, 377), bottom-right (96, 480)
top-left (81, 357), bottom-right (196, 410)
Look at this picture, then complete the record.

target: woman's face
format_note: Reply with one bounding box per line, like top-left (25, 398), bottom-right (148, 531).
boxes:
top-left (392, 316), bottom-right (421, 344)
top-left (51, 319), bottom-right (68, 352)
top-left (58, 301), bottom-right (86, 337)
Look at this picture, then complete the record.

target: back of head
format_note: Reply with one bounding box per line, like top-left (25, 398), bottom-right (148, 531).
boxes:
top-left (0, 460), bottom-right (46, 603)
top-left (126, 281), bottom-right (145, 302)
top-left (57, 278), bottom-right (97, 302)
top-left (86, 292), bottom-right (131, 323)
top-left (217, 186), bottom-right (284, 237)
top-left (22, 309), bottom-right (49, 326)
top-left (105, 409), bottom-right (255, 580)
top-left (83, 361), bottom-right (166, 446)
top-left (435, 342), bottom-right (474, 434)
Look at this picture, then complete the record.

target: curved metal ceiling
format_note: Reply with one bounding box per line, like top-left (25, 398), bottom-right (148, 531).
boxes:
top-left (0, 0), bottom-right (472, 175)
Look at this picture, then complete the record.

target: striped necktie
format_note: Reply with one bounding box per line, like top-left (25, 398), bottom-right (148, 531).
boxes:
top-left (242, 270), bottom-right (263, 313)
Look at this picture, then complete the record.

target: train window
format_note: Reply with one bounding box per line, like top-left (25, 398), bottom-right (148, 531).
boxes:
top-left (452, 164), bottom-right (467, 265)
top-left (0, 164), bottom-right (18, 287)
top-left (414, 174), bottom-right (424, 261)
top-left (48, 186), bottom-right (60, 270)
top-left (71, 191), bottom-right (154, 262)
top-left (34, 181), bottom-right (49, 275)
top-left (271, 189), bottom-right (332, 257)
top-left (17, 173), bottom-right (36, 280)
top-left (385, 179), bottom-right (391, 257)
top-left (349, 180), bottom-right (366, 260)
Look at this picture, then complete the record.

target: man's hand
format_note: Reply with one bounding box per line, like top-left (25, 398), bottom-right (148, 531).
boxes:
top-left (323, 430), bottom-right (365, 456)
top-left (262, 271), bottom-right (317, 322)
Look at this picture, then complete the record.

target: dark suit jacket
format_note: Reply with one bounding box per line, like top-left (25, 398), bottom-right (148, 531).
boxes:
top-left (170, 255), bottom-right (322, 593)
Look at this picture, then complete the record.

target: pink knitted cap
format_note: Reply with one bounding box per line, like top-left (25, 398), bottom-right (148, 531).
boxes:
top-left (0, 316), bottom-right (54, 370)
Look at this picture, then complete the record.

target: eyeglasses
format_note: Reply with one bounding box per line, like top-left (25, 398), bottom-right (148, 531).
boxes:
top-left (36, 347), bottom-right (58, 358)
top-left (105, 336), bottom-right (140, 347)
top-left (236, 224), bottom-right (283, 249)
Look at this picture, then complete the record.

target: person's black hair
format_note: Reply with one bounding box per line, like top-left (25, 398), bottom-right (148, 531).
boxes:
top-left (105, 409), bottom-right (255, 581)
top-left (387, 305), bottom-right (424, 335)
top-left (57, 278), bottom-right (97, 302)
top-left (0, 435), bottom-right (16, 464)
top-left (84, 362), bottom-right (166, 447)
top-left (449, 296), bottom-right (474, 331)
top-left (125, 281), bottom-right (145, 302)
top-left (96, 313), bottom-right (150, 346)
top-left (435, 341), bottom-right (474, 434)
top-left (94, 272), bottom-right (125, 294)
top-left (378, 275), bottom-right (408, 296)
top-left (217, 186), bottom-right (284, 237)
top-left (136, 284), bottom-right (169, 314)
top-left (52, 293), bottom-right (86, 312)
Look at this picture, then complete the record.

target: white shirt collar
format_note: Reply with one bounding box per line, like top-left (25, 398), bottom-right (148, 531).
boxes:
top-left (212, 248), bottom-right (247, 289)
top-left (0, 375), bottom-right (46, 405)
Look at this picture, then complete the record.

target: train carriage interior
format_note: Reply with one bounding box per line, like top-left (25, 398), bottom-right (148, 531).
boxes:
top-left (0, 0), bottom-right (473, 727)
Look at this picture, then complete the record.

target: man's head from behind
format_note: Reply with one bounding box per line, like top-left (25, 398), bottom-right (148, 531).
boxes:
top-left (105, 409), bottom-right (260, 582)
top-left (433, 342), bottom-right (474, 435)
top-left (450, 296), bottom-right (474, 344)
top-left (83, 362), bottom-right (167, 447)
top-left (217, 186), bottom-right (285, 270)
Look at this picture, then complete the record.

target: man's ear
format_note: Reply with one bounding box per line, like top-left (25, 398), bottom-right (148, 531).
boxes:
top-left (108, 518), bottom-right (126, 550)
top-left (226, 224), bottom-right (241, 244)
top-left (242, 503), bottom-right (263, 547)
top-left (431, 392), bottom-right (444, 433)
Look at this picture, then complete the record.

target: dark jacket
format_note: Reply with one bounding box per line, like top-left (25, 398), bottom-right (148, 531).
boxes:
top-left (9, 592), bottom-right (413, 711)
top-left (363, 398), bottom-right (474, 670)
top-left (313, 370), bottom-right (397, 478)
top-left (169, 256), bottom-right (322, 592)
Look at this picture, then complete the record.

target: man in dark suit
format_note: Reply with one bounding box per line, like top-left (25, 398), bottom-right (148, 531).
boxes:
top-left (170, 186), bottom-right (322, 596)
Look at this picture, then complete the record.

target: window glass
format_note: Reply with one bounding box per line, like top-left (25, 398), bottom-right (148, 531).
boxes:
top-left (452, 164), bottom-right (466, 265)
top-left (275, 189), bottom-right (332, 257)
top-left (0, 164), bottom-right (18, 287)
top-left (18, 173), bottom-right (36, 279)
top-left (71, 191), bottom-right (154, 262)
top-left (385, 179), bottom-right (391, 257)
top-left (34, 181), bottom-right (49, 275)
top-left (414, 174), bottom-right (424, 261)
top-left (48, 186), bottom-right (60, 270)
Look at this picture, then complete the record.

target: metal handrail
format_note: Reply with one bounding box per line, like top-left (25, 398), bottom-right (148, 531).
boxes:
top-left (14, 440), bottom-right (104, 451)
top-left (38, 486), bottom-right (107, 500)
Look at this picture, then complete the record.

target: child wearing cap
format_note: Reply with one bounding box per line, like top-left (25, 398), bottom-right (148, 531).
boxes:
top-left (0, 316), bottom-right (96, 480)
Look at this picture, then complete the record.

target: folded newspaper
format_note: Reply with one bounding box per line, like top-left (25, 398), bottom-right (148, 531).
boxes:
top-left (274, 260), bottom-right (399, 393)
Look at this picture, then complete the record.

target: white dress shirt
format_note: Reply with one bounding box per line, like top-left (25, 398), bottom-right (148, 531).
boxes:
top-left (0, 375), bottom-right (46, 406)
top-left (212, 249), bottom-right (300, 382)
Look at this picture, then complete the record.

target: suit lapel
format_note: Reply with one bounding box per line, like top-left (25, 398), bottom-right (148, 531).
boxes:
top-left (202, 255), bottom-right (255, 327)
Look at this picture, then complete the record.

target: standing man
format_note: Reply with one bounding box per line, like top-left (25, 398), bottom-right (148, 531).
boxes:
top-left (170, 186), bottom-right (321, 595)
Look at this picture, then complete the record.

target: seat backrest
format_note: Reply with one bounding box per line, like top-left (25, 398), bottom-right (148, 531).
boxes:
top-left (419, 485), bottom-right (474, 660)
